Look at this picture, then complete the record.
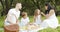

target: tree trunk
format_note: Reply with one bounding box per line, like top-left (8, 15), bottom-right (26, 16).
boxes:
top-left (0, 0), bottom-right (14, 16)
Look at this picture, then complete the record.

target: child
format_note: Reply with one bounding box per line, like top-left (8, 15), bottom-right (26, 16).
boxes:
top-left (27, 9), bottom-right (42, 32)
top-left (19, 12), bottom-right (30, 32)
top-left (34, 9), bottom-right (42, 25)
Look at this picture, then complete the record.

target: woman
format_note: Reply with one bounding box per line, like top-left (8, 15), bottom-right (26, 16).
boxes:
top-left (41, 3), bottom-right (58, 29)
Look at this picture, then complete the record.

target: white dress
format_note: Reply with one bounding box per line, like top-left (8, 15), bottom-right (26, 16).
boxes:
top-left (41, 13), bottom-right (58, 29)
top-left (34, 15), bottom-right (42, 25)
top-left (28, 15), bottom-right (42, 32)
top-left (19, 17), bottom-right (30, 32)
top-left (4, 8), bottom-right (20, 25)
top-left (20, 17), bottom-right (30, 26)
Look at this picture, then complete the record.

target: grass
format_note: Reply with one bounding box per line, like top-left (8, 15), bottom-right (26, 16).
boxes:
top-left (0, 16), bottom-right (5, 28)
top-left (57, 16), bottom-right (60, 23)
top-left (0, 16), bottom-right (60, 32)
top-left (0, 30), bottom-right (4, 32)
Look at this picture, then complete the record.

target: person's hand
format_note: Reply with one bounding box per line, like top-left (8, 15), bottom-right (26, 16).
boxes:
top-left (41, 12), bottom-right (44, 15)
top-left (16, 20), bottom-right (20, 24)
top-left (45, 14), bottom-right (49, 19)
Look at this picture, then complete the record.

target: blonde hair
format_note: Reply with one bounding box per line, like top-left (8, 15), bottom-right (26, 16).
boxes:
top-left (22, 12), bottom-right (27, 17)
top-left (34, 9), bottom-right (40, 16)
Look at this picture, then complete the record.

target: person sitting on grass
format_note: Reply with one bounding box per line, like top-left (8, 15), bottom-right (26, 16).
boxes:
top-left (27, 9), bottom-right (42, 32)
top-left (33, 9), bottom-right (42, 25)
top-left (19, 12), bottom-right (30, 32)
top-left (40, 3), bottom-right (58, 29)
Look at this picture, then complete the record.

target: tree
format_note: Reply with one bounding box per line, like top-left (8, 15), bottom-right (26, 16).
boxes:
top-left (0, 0), bottom-right (60, 16)
top-left (0, 0), bottom-right (13, 16)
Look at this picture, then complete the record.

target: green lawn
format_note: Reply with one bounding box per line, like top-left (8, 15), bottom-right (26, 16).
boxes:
top-left (0, 30), bottom-right (4, 32)
top-left (0, 16), bottom-right (60, 32)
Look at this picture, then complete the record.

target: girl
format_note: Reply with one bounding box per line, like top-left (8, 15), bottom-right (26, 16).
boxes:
top-left (34, 9), bottom-right (42, 25)
top-left (28, 9), bottom-right (42, 32)
top-left (19, 12), bottom-right (30, 32)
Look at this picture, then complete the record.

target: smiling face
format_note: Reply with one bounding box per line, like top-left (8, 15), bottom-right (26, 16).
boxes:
top-left (34, 9), bottom-right (40, 16)
top-left (16, 3), bottom-right (22, 10)
top-left (45, 6), bottom-right (48, 10)
top-left (37, 9), bottom-right (40, 15)
top-left (18, 3), bottom-right (22, 9)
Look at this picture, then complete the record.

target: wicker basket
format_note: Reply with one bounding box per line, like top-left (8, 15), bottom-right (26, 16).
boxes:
top-left (4, 24), bottom-right (19, 32)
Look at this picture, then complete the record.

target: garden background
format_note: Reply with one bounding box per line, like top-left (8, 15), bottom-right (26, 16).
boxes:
top-left (0, 0), bottom-right (60, 32)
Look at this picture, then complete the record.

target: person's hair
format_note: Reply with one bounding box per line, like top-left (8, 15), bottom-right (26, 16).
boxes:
top-left (15, 3), bottom-right (21, 7)
top-left (22, 12), bottom-right (27, 17)
top-left (16, 3), bottom-right (21, 5)
top-left (45, 3), bottom-right (53, 10)
top-left (34, 9), bottom-right (40, 16)
top-left (45, 3), bottom-right (54, 14)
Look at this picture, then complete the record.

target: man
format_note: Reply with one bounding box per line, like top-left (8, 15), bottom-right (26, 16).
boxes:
top-left (4, 3), bottom-right (22, 25)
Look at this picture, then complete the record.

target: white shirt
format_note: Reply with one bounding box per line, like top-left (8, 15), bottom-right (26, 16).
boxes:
top-left (5, 8), bottom-right (20, 25)
top-left (35, 15), bottom-right (42, 25)
top-left (20, 17), bottom-right (30, 26)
